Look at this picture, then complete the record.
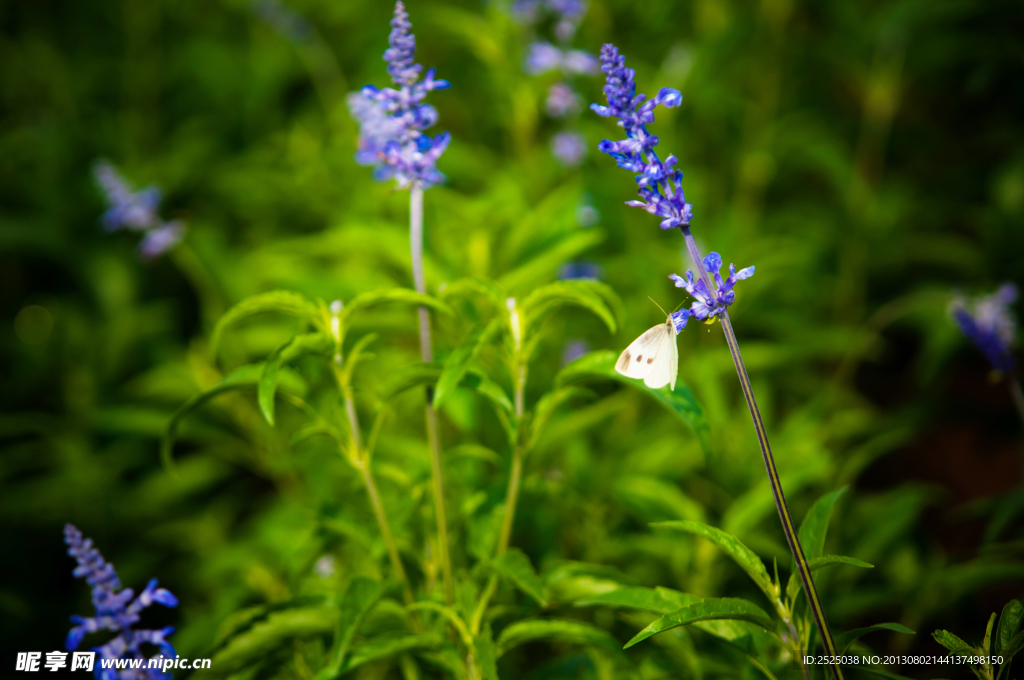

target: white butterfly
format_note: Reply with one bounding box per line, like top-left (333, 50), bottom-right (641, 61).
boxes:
top-left (615, 315), bottom-right (678, 391)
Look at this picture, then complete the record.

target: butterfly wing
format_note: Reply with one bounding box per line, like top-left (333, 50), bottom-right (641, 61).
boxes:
top-left (615, 324), bottom-right (669, 381)
top-left (643, 321), bottom-right (678, 390)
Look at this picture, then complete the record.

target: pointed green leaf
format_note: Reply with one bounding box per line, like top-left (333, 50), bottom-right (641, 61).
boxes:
top-left (499, 229), bottom-right (604, 292)
top-left (625, 598), bottom-right (774, 649)
top-left (932, 629), bottom-right (976, 658)
top-left (211, 607), bottom-right (335, 675)
top-left (462, 368), bottom-right (514, 414)
top-left (439, 277), bottom-right (507, 310)
top-left (490, 548), bottom-right (548, 606)
top-left (406, 602), bottom-right (473, 647)
top-left (340, 633), bottom-right (444, 673)
top-left (798, 487), bottom-right (849, 562)
top-left (983, 611), bottom-right (997, 656)
top-left (380, 363), bottom-right (442, 401)
top-left (1003, 630), bottom-right (1024, 663)
top-left (557, 351), bottom-right (710, 455)
top-left (162, 365), bottom-right (263, 469)
top-left (474, 623), bottom-right (500, 680)
top-left (496, 619), bottom-right (620, 657)
top-left (522, 280), bottom-right (618, 334)
top-left (834, 623), bottom-right (915, 654)
top-left (258, 332), bottom-right (333, 425)
top-left (653, 521), bottom-right (776, 601)
top-left (617, 476), bottom-right (705, 523)
top-left (576, 586), bottom-right (697, 614)
top-left (997, 599), bottom-right (1023, 655)
top-left (786, 554), bottom-right (874, 602)
top-left (330, 578), bottom-right (383, 670)
top-left (211, 291), bottom-right (321, 357)
top-left (340, 287), bottom-right (452, 324)
top-left (433, 320), bottom-right (500, 409)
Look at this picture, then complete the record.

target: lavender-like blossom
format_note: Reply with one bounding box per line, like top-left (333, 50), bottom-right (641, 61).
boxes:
top-left (591, 44), bottom-right (691, 230)
top-left (951, 283), bottom-right (1018, 373)
top-left (551, 131), bottom-right (587, 167)
top-left (559, 261), bottom-right (602, 280)
top-left (65, 525), bottom-right (177, 680)
top-left (93, 161), bottom-right (185, 260)
top-left (252, 0), bottom-right (312, 43)
top-left (546, 83), bottom-right (580, 117)
top-left (350, 1), bottom-right (450, 190)
top-left (512, 0), bottom-right (586, 40)
top-left (525, 42), bottom-right (599, 76)
top-left (669, 252), bottom-right (754, 327)
top-left (93, 162), bottom-right (162, 233)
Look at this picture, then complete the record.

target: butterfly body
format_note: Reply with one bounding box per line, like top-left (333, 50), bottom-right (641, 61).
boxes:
top-left (615, 315), bottom-right (678, 391)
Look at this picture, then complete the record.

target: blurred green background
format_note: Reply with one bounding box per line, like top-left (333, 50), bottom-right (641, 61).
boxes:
top-left (2, 0), bottom-right (1022, 677)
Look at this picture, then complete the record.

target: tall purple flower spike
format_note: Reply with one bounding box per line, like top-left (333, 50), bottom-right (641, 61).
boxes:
top-left (348, 1), bottom-right (450, 189)
top-left (670, 252), bottom-right (755, 328)
top-left (591, 44), bottom-right (691, 230)
top-left (951, 283), bottom-right (1018, 373)
top-left (65, 525), bottom-right (178, 680)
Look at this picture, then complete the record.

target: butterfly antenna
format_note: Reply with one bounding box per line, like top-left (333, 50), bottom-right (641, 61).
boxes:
top-left (647, 296), bottom-right (670, 317)
top-left (670, 300), bottom-right (687, 313)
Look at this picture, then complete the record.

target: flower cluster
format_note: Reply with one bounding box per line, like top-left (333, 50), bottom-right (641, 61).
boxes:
top-left (951, 284), bottom-right (1018, 373)
top-left (669, 252), bottom-right (755, 329)
top-left (591, 44), bottom-right (691, 230)
top-left (93, 162), bottom-right (184, 260)
top-left (513, 0), bottom-right (596, 167)
top-left (348, 1), bottom-right (450, 189)
top-left (65, 524), bottom-right (177, 680)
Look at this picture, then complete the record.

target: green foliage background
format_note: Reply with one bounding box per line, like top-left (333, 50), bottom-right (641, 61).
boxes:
top-left (2, 0), bottom-right (1023, 678)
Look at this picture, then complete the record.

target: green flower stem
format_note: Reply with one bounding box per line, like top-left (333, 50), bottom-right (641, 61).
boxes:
top-left (1010, 378), bottom-right (1024, 430)
top-left (333, 362), bottom-right (414, 607)
top-left (680, 228), bottom-right (844, 680)
top-left (410, 185), bottom-right (455, 606)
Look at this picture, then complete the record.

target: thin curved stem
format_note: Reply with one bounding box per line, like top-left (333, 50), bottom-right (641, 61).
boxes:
top-left (1010, 378), bottom-right (1024, 430)
top-left (410, 185), bottom-right (454, 606)
top-left (680, 227), bottom-right (843, 680)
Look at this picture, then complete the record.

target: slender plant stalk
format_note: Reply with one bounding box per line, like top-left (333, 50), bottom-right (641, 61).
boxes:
top-left (680, 227), bottom-right (844, 680)
top-left (410, 185), bottom-right (455, 606)
top-left (333, 362), bottom-right (414, 606)
top-left (1010, 378), bottom-right (1024, 429)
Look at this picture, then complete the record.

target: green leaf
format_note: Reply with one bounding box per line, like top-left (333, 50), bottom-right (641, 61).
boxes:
top-left (786, 554), bottom-right (874, 602)
top-left (798, 487), bottom-right (849, 562)
top-left (490, 547), bottom-right (548, 606)
top-left (258, 332), bottom-right (333, 425)
top-left (338, 333), bottom-right (378, 389)
top-left (406, 602), bottom-right (473, 647)
top-left (340, 633), bottom-right (444, 673)
top-left (521, 280), bottom-right (618, 335)
top-left (616, 476), bottom-right (705, 523)
top-left (834, 623), bottom-right (915, 654)
top-left (433, 320), bottom-right (500, 409)
top-left (211, 291), bottom-right (321, 357)
top-left (474, 623), bottom-right (500, 680)
top-left (330, 578), bottom-right (383, 670)
top-left (932, 629), bottom-right (976, 658)
top-left (496, 619), bottom-right (620, 657)
top-left (653, 521), bottom-right (776, 602)
top-left (576, 586), bottom-right (697, 614)
top-left (557, 351), bottom-right (710, 455)
top-left (527, 386), bottom-right (594, 450)
top-left (625, 598), bottom-right (774, 649)
top-left (983, 611), bottom-right (997, 656)
top-left (1003, 630), bottom-right (1024, 663)
top-left (439, 276), bottom-right (507, 310)
top-left (380, 363), bottom-right (442, 401)
top-left (161, 365), bottom-right (263, 469)
top-left (210, 607), bottom-right (335, 676)
top-left (499, 229), bottom-right (604, 292)
top-left (340, 287), bottom-right (452, 325)
top-left (462, 368), bottom-right (514, 414)
top-left (997, 600), bottom-right (1023, 655)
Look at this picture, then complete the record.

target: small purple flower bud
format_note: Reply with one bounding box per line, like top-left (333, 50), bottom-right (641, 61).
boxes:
top-left (551, 131), bottom-right (587, 167)
top-left (669, 252), bottom-right (754, 324)
top-left (951, 284), bottom-right (1018, 372)
top-left (546, 83), bottom-right (581, 118)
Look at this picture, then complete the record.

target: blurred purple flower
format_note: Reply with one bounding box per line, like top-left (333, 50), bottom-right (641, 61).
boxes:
top-left (525, 42), bottom-right (598, 76)
top-left (551, 131), bottom-right (587, 166)
top-left (562, 340), bottom-right (590, 365)
top-left (65, 524), bottom-right (177, 680)
top-left (575, 201), bottom-right (599, 227)
top-left (349, 1), bottom-right (450, 189)
top-left (951, 284), bottom-right (1018, 372)
top-left (546, 83), bottom-right (580, 117)
top-left (93, 161), bottom-right (184, 260)
top-left (590, 44), bottom-right (691, 230)
top-left (670, 252), bottom-right (754, 326)
top-left (252, 0), bottom-right (312, 43)
top-left (559, 261), bottom-right (602, 280)
top-left (138, 221), bottom-right (185, 261)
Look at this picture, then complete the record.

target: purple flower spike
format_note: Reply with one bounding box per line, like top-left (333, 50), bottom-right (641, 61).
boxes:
top-left (64, 524), bottom-right (177, 679)
top-left (349, 2), bottom-right (450, 190)
top-left (590, 44), bottom-right (691, 230)
top-left (670, 252), bottom-right (754, 324)
top-left (951, 283), bottom-right (1018, 373)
